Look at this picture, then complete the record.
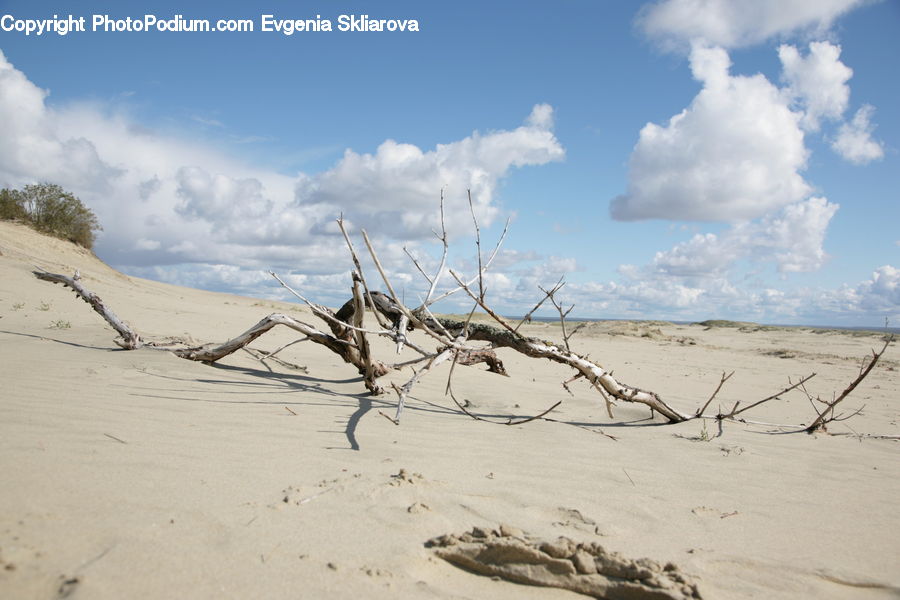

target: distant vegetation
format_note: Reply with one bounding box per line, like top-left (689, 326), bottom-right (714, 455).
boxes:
top-left (695, 319), bottom-right (756, 328)
top-left (0, 183), bottom-right (101, 250)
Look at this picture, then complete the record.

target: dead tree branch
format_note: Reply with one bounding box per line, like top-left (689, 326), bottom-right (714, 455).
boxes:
top-left (389, 346), bottom-right (457, 424)
top-left (444, 357), bottom-right (563, 426)
top-left (337, 215), bottom-right (390, 330)
top-left (172, 312), bottom-right (389, 378)
top-left (696, 371), bottom-right (734, 416)
top-left (351, 272), bottom-right (383, 394)
top-left (538, 278), bottom-right (576, 352)
top-left (442, 275), bottom-right (691, 422)
top-left (804, 336), bottom-right (892, 433)
top-left (32, 270), bottom-right (142, 349)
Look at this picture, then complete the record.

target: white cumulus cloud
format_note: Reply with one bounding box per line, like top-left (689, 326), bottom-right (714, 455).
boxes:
top-left (759, 196), bottom-right (839, 273)
top-left (175, 166), bottom-right (273, 226)
top-left (638, 0), bottom-right (869, 50)
top-left (650, 197), bottom-right (838, 277)
top-left (294, 103), bottom-right (564, 239)
top-left (860, 265), bottom-right (900, 309)
top-left (831, 104), bottom-right (885, 164)
top-left (779, 41), bottom-right (852, 131)
top-left (610, 43), bottom-right (810, 222)
top-left (0, 51), bottom-right (118, 189)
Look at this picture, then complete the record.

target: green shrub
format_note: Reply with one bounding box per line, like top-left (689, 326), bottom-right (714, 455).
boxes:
top-left (0, 183), bottom-right (102, 249)
top-left (0, 188), bottom-right (26, 220)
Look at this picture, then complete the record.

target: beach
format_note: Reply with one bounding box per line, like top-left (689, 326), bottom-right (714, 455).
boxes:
top-left (1, 220), bottom-right (898, 599)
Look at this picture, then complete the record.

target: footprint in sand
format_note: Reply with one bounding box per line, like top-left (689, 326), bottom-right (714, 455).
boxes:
top-left (691, 506), bottom-right (739, 519)
top-left (407, 502), bottom-right (431, 514)
top-left (553, 507), bottom-right (606, 536)
top-left (389, 468), bottom-right (424, 486)
top-left (427, 526), bottom-right (702, 599)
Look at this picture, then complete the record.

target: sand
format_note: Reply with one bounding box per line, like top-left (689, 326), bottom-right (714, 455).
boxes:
top-left (1, 219), bottom-right (899, 599)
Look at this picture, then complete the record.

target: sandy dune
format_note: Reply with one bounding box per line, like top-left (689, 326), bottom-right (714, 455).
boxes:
top-left (1, 220), bottom-right (898, 599)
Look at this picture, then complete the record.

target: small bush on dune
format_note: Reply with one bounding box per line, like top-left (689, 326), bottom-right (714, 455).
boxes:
top-left (0, 183), bottom-right (102, 249)
top-left (0, 188), bottom-right (27, 221)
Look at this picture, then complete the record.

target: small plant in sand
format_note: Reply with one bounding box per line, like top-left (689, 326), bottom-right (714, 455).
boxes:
top-left (49, 319), bottom-right (71, 329)
top-left (37, 301), bottom-right (50, 311)
top-left (698, 420), bottom-right (711, 442)
top-left (11, 302), bottom-right (25, 310)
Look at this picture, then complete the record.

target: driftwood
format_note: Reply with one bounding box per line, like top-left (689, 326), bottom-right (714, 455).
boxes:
top-left (32, 270), bottom-right (142, 349)
top-left (171, 312), bottom-right (389, 378)
top-left (31, 193), bottom-right (892, 435)
top-left (350, 272), bottom-right (383, 394)
top-left (31, 268), bottom-right (392, 378)
top-left (804, 337), bottom-right (891, 433)
top-left (432, 314), bottom-right (688, 423)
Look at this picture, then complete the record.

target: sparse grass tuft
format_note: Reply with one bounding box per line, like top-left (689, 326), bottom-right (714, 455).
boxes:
top-left (698, 420), bottom-right (711, 442)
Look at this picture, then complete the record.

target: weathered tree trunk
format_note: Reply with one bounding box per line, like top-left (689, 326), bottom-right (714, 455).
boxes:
top-left (350, 273), bottom-right (384, 394)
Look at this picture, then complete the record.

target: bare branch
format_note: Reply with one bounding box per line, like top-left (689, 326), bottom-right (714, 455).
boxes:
top-left (514, 293), bottom-right (553, 333)
top-left (434, 286), bottom-right (691, 422)
top-left (360, 229), bottom-right (454, 347)
top-left (562, 373), bottom-right (582, 396)
top-left (448, 269), bottom-right (522, 338)
top-left (696, 371), bottom-right (734, 417)
top-left (170, 312), bottom-right (385, 375)
top-left (805, 336), bottom-right (892, 433)
top-left (337, 215), bottom-right (389, 330)
top-left (468, 190), bottom-right (486, 303)
top-left (265, 338), bottom-right (308, 359)
top-left (414, 189), bottom-right (450, 310)
top-left (270, 272), bottom-right (370, 335)
top-left (391, 346), bottom-right (456, 423)
top-left (729, 373), bottom-right (816, 418)
top-left (506, 401), bottom-right (562, 425)
top-left (538, 278), bottom-right (573, 352)
top-left (32, 270), bottom-right (142, 349)
top-left (243, 347), bottom-right (308, 372)
top-left (424, 216), bottom-right (510, 307)
top-left (351, 273), bottom-right (383, 394)
top-left (270, 272), bottom-right (413, 353)
top-left (394, 314), bottom-right (410, 354)
top-left (404, 246), bottom-right (434, 285)
top-left (445, 371), bottom-right (562, 426)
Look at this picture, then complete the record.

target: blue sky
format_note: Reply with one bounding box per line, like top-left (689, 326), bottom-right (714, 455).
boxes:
top-left (0, 1), bottom-right (897, 326)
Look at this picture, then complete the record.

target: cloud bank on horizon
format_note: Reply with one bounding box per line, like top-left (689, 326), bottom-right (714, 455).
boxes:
top-left (0, 0), bottom-right (896, 325)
